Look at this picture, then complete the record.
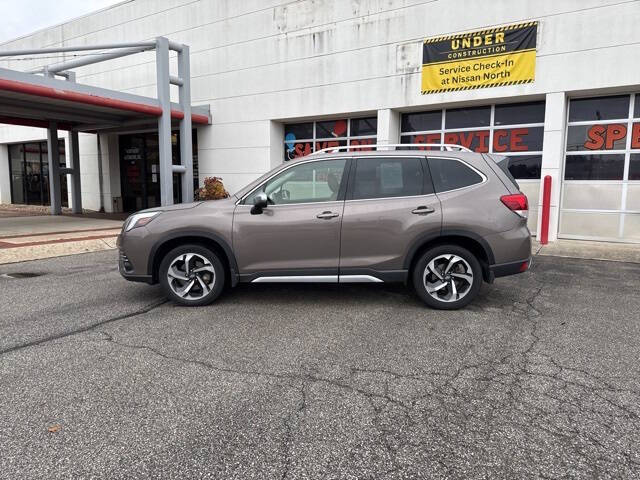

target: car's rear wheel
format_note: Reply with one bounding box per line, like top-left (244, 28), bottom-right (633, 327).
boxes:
top-left (159, 244), bottom-right (225, 306)
top-left (413, 245), bottom-right (482, 310)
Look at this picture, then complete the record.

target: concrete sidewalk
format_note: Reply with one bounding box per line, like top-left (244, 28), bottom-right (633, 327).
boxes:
top-left (533, 238), bottom-right (640, 264)
top-left (0, 215), bottom-right (123, 264)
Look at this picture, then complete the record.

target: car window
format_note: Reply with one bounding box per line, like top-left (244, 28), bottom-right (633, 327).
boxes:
top-left (244, 159), bottom-right (347, 205)
top-left (428, 157), bottom-right (483, 193)
top-left (352, 157), bottom-right (429, 200)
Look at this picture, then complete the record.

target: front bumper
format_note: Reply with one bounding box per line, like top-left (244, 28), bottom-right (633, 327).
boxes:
top-left (116, 233), bottom-right (153, 284)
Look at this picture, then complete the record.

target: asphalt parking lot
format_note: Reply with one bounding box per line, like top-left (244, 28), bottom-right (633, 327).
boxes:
top-left (1, 251), bottom-right (639, 479)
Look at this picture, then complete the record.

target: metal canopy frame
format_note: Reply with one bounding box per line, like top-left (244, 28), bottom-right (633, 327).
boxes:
top-left (0, 38), bottom-right (209, 214)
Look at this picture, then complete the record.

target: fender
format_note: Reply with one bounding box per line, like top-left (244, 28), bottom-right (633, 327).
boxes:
top-left (147, 229), bottom-right (240, 285)
top-left (402, 228), bottom-right (496, 270)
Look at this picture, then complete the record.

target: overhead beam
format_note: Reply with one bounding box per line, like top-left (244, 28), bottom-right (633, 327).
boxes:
top-left (36, 45), bottom-right (155, 75)
top-left (0, 41), bottom-right (156, 57)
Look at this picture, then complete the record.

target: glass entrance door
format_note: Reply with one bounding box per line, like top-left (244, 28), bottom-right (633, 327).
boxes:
top-left (119, 131), bottom-right (196, 212)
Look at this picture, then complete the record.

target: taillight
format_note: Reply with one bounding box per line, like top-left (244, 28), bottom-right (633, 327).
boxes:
top-left (500, 193), bottom-right (528, 218)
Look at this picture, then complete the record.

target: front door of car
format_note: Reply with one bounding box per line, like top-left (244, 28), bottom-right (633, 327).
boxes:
top-left (339, 156), bottom-right (442, 281)
top-left (233, 158), bottom-right (349, 280)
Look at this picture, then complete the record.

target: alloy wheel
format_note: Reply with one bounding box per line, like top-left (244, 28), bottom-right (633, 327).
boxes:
top-left (166, 253), bottom-right (216, 301)
top-left (423, 254), bottom-right (473, 303)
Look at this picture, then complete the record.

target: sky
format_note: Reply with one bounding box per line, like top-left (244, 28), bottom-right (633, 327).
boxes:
top-left (0, 0), bottom-right (122, 43)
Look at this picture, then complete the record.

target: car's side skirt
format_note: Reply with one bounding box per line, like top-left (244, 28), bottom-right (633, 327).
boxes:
top-left (244, 270), bottom-right (408, 284)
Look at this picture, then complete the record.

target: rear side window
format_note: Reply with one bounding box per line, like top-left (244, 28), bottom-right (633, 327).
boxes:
top-left (428, 157), bottom-right (483, 193)
top-left (493, 156), bottom-right (521, 189)
top-left (351, 157), bottom-right (431, 200)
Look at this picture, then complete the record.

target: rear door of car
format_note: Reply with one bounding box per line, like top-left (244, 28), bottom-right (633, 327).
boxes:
top-left (338, 155), bottom-right (442, 282)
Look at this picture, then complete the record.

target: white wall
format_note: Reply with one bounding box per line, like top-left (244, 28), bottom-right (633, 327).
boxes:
top-left (1, 0), bottom-right (639, 204)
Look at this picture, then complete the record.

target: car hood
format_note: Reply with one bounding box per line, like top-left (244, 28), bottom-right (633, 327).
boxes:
top-left (135, 202), bottom-right (203, 215)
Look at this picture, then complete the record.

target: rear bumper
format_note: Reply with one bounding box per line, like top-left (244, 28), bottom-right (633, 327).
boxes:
top-left (490, 257), bottom-right (531, 279)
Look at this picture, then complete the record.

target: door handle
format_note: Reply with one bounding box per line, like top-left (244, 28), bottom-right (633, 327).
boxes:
top-left (316, 211), bottom-right (340, 219)
top-left (412, 206), bottom-right (435, 215)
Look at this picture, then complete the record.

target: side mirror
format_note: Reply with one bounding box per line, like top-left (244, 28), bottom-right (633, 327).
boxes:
top-left (251, 192), bottom-right (268, 215)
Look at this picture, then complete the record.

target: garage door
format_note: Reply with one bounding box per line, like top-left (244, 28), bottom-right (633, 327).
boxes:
top-left (560, 94), bottom-right (640, 243)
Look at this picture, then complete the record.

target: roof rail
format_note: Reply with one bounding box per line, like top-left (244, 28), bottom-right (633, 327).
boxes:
top-left (310, 143), bottom-right (473, 155)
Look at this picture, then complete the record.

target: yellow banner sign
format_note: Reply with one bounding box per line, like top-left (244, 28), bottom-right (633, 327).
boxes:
top-left (421, 22), bottom-right (538, 94)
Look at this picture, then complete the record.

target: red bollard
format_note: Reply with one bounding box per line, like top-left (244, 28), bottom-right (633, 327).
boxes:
top-left (540, 175), bottom-right (552, 245)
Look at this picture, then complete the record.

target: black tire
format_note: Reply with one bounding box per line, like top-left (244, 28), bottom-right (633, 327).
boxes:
top-left (159, 244), bottom-right (225, 306)
top-left (412, 245), bottom-right (482, 310)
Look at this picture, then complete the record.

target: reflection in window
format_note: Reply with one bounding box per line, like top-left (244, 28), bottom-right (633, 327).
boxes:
top-left (506, 155), bottom-right (542, 180)
top-left (8, 140), bottom-right (67, 206)
top-left (564, 154), bottom-right (625, 180)
top-left (445, 106), bottom-right (491, 129)
top-left (245, 159), bottom-right (347, 205)
top-left (350, 117), bottom-right (378, 136)
top-left (316, 119), bottom-right (348, 138)
top-left (493, 127), bottom-right (544, 152)
top-left (284, 117), bottom-right (377, 162)
top-left (494, 101), bottom-right (545, 125)
top-left (566, 124), bottom-right (627, 151)
top-left (400, 133), bottom-right (442, 150)
top-left (443, 130), bottom-right (489, 152)
top-left (630, 154), bottom-right (640, 180)
top-left (284, 123), bottom-right (313, 139)
top-left (401, 110), bottom-right (441, 133)
top-left (352, 157), bottom-right (427, 200)
top-left (568, 95), bottom-right (630, 122)
top-left (400, 102), bottom-right (544, 158)
top-left (429, 158), bottom-right (483, 193)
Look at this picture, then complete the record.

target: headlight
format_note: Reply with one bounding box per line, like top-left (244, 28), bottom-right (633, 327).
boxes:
top-left (125, 211), bottom-right (161, 232)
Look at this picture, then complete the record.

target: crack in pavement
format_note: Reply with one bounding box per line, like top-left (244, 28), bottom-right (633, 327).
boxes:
top-left (0, 299), bottom-right (167, 357)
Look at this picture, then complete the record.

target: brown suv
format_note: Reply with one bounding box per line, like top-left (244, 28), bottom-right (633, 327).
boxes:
top-left (117, 146), bottom-right (531, 309)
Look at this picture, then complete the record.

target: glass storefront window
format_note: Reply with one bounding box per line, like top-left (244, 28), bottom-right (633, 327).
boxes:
top-left (8, 140), bottom-right (66, 207)
top-left (9, 145), bottom-right (24, 205)
top-left (564, 154), bottom-right (625, 181)
top-left (400, 111), bottom-right (441, 133)
top-left (400, 101), bottom-right (545, 179)
top-left (505, 155), bottom-right (542, 180)
top-left (443, 130), bottom-right (490, 153)
top-left (568, 95), bottom-right (630, 122)
top-left (494, 101), bottom-right (545, 126)
top-left (566, 123), bottom-right (628, 151)
top-left (283, 116), bottom-right (377, 162)
top-left (350, 117), bottom-right (377, 136)
top-left (629, 154), bottom-right (640, 180)
top-left (284, 123), bottom-right (313, 139)
top-left (445, 106), bottom-right (491, 129)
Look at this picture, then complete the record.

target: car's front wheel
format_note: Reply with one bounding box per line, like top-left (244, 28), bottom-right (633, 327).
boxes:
top-left (159, 244), bottom-right (225, 306)
top-left (413, 245), bottom-right (482, 310)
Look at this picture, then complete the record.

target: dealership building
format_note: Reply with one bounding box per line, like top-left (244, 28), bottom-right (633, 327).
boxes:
top-left (0, 0), bottom-right (639, 243)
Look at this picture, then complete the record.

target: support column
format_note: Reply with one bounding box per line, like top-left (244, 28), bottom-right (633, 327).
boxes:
top-left (47, 122), bottom-right (62, 215)
top-left (376, 108), bottom-right (401, 149)
top-left (68, 131), bottom-right (82, 213)
top-left (0, 144), bottom-right (10, 204)
top-left (156, 36), bottom-right (174, 206)
top-left (178, 45), bottom-right (194, 203)
top-left (536, 92), bottom-right (567, 242)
